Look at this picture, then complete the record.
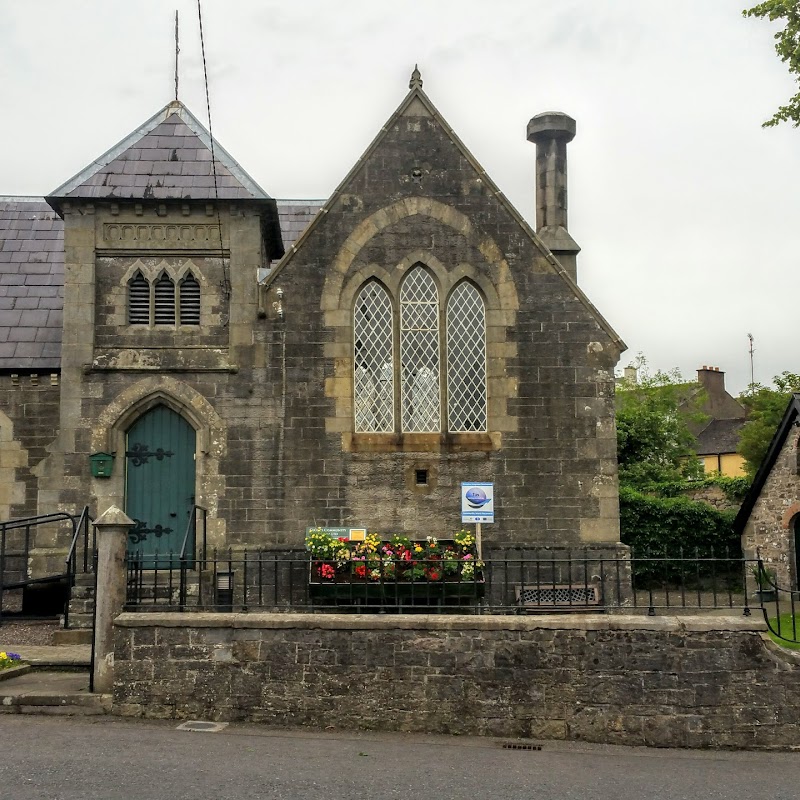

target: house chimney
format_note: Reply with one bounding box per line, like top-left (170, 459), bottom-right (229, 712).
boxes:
top-left (697, 365), bottom-right (725, 399)
top-left (527, 112), bottom-right (580, 282)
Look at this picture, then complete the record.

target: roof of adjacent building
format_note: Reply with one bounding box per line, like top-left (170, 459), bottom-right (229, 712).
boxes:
top-left (733, 393), bottom-right (800, 535)
top-left (276, 200), bottom-right (324, 250)
top-left (0, 196), bottom-right (323, 371)
top-left (694, 418), bottom-right (745, 456)
top-left (0, 198), bottom-right (64, 369)
top-left (47, 101), bottom-right (271, 205)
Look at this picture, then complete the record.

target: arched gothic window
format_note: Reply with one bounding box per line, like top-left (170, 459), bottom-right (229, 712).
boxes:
top-left (352, 267), bottom-right (487, 435)
top-left (446, 282), bottom-right (487, 432)
top-left (179, 273), bottom-right (201, 325)
top-left (154, 274), bottom-right (176, 325)
top-left (128, 271), bottom-right (150, 325)
top-left (353, 281), bottom-right (394, 432)
top-left (400, 267), bottom-right (441, 433)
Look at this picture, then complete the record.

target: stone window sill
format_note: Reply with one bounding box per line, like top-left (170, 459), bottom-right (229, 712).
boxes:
top-left (349, 432), bottom-right (495, 453)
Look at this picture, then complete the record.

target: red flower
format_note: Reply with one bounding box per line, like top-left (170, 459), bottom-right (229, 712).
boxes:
top-left (318, 563), bottom-right (336, 580)
top-left (354, 564), bottom-right (367, 579)
top-left (426, 569), bottom-right (441, 582)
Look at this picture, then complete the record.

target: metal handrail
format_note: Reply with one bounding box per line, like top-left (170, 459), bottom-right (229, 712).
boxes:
top-left (1, 510), bottom-right (84, 625)
top-left (62, 506), bottom-right (93, 630)
top-left (179, 505), bottom-right (207, 565)
top-left (64, 505), bottom-right (93, 575)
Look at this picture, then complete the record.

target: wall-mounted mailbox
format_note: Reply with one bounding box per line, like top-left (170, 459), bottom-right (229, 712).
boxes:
top-left (89, 452), bottom-right (114, 478)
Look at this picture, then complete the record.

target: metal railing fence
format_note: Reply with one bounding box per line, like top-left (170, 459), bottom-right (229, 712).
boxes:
top-left (124, 546), bottom-right (760, 616)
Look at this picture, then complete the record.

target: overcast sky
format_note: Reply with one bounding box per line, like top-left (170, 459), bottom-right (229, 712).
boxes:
top-left (1, 0), bottom-right (796, 395)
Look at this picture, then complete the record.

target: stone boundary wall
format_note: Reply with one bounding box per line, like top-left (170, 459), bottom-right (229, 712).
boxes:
top-left (112, 613), bottom-right (800, 750)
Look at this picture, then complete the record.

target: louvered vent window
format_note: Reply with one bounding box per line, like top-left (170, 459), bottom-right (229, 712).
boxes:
top-left (447, 282), bottom-right (487, 432)
top-left (154, 274), bottom-right (176, 325)
top-left (128, 272), bottom-right (150, 325)
top-left (179, 274), bottom-right (201, 325)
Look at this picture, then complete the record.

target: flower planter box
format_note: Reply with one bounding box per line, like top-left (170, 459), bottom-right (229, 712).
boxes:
top-left (0, 663), bottom-right (30, 682)
top-left (306, 531), bottom-right (484, 606)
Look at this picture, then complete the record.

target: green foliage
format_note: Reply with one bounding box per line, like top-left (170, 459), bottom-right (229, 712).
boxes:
top-left (744, 2), bottom-right (800, 127)
top-left (639, 475), bottom-right (751, 502)
top-left (620, 486), bottom-right (740, 584)
top-left (616, 357), bottom-right (705, 488)
top-left (620, 486), bottom-right (739, 556)
top-left (738, 371), bottom-right (800, 475)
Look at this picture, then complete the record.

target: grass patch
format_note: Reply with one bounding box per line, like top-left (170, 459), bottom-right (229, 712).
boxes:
top-left (766, 613), bottom-right (800, 649)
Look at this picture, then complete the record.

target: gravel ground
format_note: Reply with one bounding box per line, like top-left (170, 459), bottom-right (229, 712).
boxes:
top-left (0, 620), bottom-right (59, 646)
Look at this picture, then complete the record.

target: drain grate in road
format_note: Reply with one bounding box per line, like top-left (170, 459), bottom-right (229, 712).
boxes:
top-left (176, 720), bottom-right (229, 733)
top-left (500, 742), bottom-right (542, 751)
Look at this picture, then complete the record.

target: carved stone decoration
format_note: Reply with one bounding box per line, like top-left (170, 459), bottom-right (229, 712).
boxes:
top-left (103, 223), bottom-right (224, 248)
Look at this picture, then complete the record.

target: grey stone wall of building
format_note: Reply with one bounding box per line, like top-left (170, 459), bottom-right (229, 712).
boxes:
top-left (0, 373), bottom-right (60, 520)
top-left (742, 432), bottom-right (800, 589)
top-left (265, 105), bottom-right (621, 547)
top-left (113, 612), bottom-right (800, 750)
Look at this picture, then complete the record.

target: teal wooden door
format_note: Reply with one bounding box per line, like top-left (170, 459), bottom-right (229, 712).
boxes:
top-left (125, 405), bottom-right (196, 566)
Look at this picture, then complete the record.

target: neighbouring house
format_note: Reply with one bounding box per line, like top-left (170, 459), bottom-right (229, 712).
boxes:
top-left (685, 366), bottom-right (747, 477)
top-left (734, 393), bottom-right (800, 590)
top-left (0, 70), bottom-right (627, 584)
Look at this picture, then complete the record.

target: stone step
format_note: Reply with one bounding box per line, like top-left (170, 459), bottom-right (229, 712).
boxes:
top-left (52, 628), bottom-right (92, 646)
top-left (65, 612), bottom-right (94, 629)
top-left (0, 671), bottom-right (109, 716)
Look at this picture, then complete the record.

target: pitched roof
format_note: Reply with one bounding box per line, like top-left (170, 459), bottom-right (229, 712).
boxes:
top-left (694, 418), bottom-right (745, 456)
top-left (0, 198), bottom-right (63, 370)
top-left (276, 200), bottom-right (324, 250)
top-left (733, 394), bottom-right (800, 534)
top-left (264, 72), bottom-right (625, 355)
top-left (47, 101), bottom-right (271, 206)
top-left (0, 197), bottom-right (323, 370)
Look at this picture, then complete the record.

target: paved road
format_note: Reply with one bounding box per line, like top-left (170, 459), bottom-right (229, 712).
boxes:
top-left (1, 716), bottom-right (798, 800)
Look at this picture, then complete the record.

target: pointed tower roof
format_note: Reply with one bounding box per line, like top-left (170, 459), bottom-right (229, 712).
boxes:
top-left (47, 100), bottom-right (271, 208)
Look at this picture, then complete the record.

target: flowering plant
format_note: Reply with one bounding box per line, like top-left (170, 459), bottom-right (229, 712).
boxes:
top-left (307, 529), bottom-right (484, 583)
top-left (0, 651), bottom-right (23, 670)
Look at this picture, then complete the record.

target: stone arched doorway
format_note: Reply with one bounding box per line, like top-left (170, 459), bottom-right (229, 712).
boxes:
top-left (125, 404), bottom-right (196, 566)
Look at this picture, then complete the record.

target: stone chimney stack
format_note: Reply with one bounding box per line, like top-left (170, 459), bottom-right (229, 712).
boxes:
top-left (527, 112), bottom-right (581, 282)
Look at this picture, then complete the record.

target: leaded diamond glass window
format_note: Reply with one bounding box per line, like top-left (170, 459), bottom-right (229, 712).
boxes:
top-left (353, 281), bottom-right (394, 432)
top-left (400, 267), bottom-right (441, 432)
top-left (447, 282), bottom-right (487, 432)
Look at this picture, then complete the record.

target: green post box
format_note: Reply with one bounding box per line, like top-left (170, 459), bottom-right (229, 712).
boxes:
top-left (89, 452), bottom-right (114, 478)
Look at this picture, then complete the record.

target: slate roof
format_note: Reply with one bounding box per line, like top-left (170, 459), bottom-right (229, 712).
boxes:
top-left (694, 418), bottom-right (745, 456)
top-left (47, 101), bottom-right (271, 205)
top-left (0, 198), bottom-right (63, 370)
top-left (0, 197), bottom-right (323, 370)
top-left (276, 200), bottom-right (324, 250)
top-left (733, 394), bottom-right (800, 535)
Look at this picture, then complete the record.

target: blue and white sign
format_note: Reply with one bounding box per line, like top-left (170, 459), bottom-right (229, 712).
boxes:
top-left (461, 482), bottom-right (494, 524)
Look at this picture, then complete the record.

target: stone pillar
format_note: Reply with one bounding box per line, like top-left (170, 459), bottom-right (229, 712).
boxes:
top-left (92, 504), bottom-right (134, 694)
top-left (527, 112), bottom-right (581, 282)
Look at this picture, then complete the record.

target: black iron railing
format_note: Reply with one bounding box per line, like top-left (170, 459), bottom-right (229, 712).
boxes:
top-left (124, 547), bottom-right (759, 616)
top-left (1, 510), bottom-right (84, 623)
top-left (753, 553), bottom-right (800, 644)
top-left (63, 506), bottom-right (94, 629)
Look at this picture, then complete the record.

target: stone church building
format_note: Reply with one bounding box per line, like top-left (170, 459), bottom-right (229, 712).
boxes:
top-left (0, 72), bottom-right (626, 576)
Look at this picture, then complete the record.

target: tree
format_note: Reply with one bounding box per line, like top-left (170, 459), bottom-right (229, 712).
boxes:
top-left (738, 371), bottom-right (800, 474)
top-left (616, 358), bottom-right (705, 489)
top-left (744, 1), bottom-right (800, 127)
